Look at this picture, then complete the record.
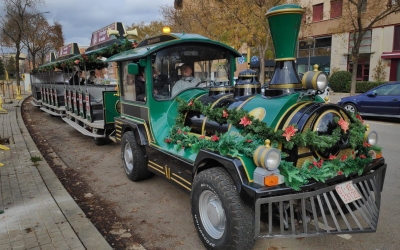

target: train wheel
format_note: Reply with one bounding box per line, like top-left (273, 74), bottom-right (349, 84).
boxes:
top-left (121, 131), bottom-right (152, 181)
top-left (94, 137), bottom-right (106, 146)
top-left (191, 167), bottom-right (255, 250)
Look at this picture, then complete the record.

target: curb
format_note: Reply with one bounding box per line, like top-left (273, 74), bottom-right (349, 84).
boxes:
top-left (18, 97), bottom-right (112, 250)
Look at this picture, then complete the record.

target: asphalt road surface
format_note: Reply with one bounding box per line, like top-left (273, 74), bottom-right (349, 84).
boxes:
top-left (23, 98), bottom-right (400, 250)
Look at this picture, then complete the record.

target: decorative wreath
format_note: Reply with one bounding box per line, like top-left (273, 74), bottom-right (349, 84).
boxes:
top-left (165, 98), bottom-right (381, 190)
top-left (31, 39), bottom-right (133, 74)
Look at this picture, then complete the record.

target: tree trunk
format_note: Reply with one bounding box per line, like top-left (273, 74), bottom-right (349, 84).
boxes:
top-left (31, 52), bottom-right (36, 70)
top-left (259, 54), bottom-right (265, 85)
top-left (350, 55), bottom-right (358, 96)
top-left (15, 47), bottom-right (20, 87)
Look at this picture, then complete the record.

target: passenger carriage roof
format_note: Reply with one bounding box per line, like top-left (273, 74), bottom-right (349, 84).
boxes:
top-left (106, 33), bottom-right (242, 62)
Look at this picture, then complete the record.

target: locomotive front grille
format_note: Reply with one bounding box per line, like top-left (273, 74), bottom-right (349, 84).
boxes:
top-left (255, 163), bottom-right (386, 238)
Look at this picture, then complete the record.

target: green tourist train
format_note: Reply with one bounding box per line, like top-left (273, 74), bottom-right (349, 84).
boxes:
top-left (30, 4), bottom-right (387, 250)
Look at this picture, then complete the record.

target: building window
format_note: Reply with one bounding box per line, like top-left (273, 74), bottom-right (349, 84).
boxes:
top-left (330, 0), bottom-right (342, 18)
top-left (297, 36), bottom-right (332, 58)
top-left (394, 26), bottom-right (400, 51)
top-left (313, 3), bottom-right (324, 22)
top-left (349, 30), bottom-right (372, 54)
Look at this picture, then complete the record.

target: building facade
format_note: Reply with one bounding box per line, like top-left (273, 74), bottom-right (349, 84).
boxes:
top-left (298, 0), bottom-right (400, 81)
top-left (250, 1), bottom-right (400, 82)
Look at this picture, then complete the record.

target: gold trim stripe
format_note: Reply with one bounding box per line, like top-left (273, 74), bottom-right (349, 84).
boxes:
top-left (266, 8), bottom-right (305, 18)
top-left (282, 102), bottom-right (310, 130)
top-left (269, 83), bottom-right (302, 89)
top-left (148, 164), bottom-right (164, 174)
top-left (172, 173), bottom-right (191, 185)
top-left (234, 84), bottom-right (261, 89)
top-left (236, 157), bottom-right (252, 182)
top-left (171, 177), bottom-right (191, 191)
top-left (115, 125), bottom-right (122, 129)
top-left (149, 160), bottom-right (164, 170)
top-left (275, 57), bottom-right (296, 61)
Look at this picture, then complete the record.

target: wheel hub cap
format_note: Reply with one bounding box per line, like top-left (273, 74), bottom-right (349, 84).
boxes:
top-left (124, 143), bottom-right (133, 171)
top-left (199, 190), bottom-right (226, 239)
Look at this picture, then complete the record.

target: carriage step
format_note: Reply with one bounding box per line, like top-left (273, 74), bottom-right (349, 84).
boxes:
top-left (62, 117), bottom-right (104, 138)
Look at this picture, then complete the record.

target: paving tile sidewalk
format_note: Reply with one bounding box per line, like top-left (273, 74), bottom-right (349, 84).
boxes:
top-left (0, 96), bottom-right (111, 250)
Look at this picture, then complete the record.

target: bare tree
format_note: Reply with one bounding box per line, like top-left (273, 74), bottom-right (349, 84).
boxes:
top-left (22, 15), bottom-right (64, 69)
top-left (332, 0), bottom-right (400, 95)
top-left (0, 0), bottom-right (43, 87)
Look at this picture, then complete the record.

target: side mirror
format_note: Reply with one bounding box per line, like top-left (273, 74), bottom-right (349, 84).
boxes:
top-left (366, 90), bottom-right (377, 97)
top-left (128, 63), bottom-right (139, 75)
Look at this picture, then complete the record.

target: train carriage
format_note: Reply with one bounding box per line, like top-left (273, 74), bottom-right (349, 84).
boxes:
top-left (105, 4), bottom-right (387, 250)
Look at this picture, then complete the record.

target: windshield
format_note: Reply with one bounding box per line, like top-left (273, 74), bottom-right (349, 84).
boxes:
top-left (151, 44), bottom-right (232, 99)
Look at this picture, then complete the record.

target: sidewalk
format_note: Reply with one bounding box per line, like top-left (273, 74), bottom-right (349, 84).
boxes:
top-left (0, 94), bottom-right (112, 250)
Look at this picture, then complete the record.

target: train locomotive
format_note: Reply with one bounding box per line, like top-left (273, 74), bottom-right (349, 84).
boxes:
top-left (31, 4), bottom-right (387, 250)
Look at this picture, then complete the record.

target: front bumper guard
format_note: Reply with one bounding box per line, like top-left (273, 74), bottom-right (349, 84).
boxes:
top-left (255, 163), bottom-right (386, 238)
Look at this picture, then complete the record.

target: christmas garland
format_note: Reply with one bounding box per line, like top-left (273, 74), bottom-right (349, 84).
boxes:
top-left (31, 38), bottom-right (134, 74)
top-left (165, 98), bottom-right (382, 190)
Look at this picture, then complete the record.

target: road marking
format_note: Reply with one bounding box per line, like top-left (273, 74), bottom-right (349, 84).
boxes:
top-left (311, 220), bottom-right (352, 240)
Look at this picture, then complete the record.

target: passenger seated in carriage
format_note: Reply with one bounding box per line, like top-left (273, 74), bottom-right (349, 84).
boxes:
top-left (69, 71), bottom-right (85, 85)
top-left (136, 69), bottom-right (146, 102)
top-left (87, 71), bottom-right (97, 84)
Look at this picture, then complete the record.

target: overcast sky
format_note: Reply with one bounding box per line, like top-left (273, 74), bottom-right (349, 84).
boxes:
top-left (39, 0), bottom-right (172, 47)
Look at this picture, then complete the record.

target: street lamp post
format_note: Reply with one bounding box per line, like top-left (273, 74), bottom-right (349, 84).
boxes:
top-left (306, 37), bottom-right (315, 71)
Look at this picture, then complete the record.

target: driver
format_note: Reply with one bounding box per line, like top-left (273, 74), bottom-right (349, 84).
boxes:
top-left (171, 64), bottom-right (200, 96)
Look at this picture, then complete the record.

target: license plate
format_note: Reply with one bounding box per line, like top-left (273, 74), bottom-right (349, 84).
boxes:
top-left (335, 181), bottom-right (362, 204)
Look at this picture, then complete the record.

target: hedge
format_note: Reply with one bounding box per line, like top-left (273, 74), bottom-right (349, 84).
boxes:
top-left (329, 71), bottom-right (385, 93)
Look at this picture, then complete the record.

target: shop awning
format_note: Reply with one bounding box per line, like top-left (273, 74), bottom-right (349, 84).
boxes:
top-left (381, 52), bottom-right (400, 59)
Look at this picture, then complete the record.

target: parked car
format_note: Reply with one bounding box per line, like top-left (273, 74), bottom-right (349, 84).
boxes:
top-left (337, 82), bottom-right (400, 118)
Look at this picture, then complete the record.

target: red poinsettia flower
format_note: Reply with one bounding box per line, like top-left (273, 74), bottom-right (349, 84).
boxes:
top-left (282, 125), bottom-right (298, 141)
top-left (341, 155), bottom-right (347, 161)
top-left (317, 159), bottom-right (323, 168)
top-left (356, 114), bottom-right (364, 123)
top-left (245, 139), bottom-right (253, 143)
top-left (211, 135), bottom-right (220, 142)
top-left (188, 99), bottom-right (194, 106)
top-left (313, 161), bottom-right (317, 166)
top-left (177, 129), bottom-right (182, 134)
top-left (184, 132), bottom-right (187, 135)
top-left (309, 165), bottom-right (313, 169)
top-left (181, 146), bottom-right (185, 149)
top-left (338, 118), bottom-right (349, 133)
top-left (363, 141), bottom-right (371, 147)
top-left (329, 154), bottom-right (337, 160)
top-left (239, 116), bottom-right (252, 127)
top-left (359, 154), bottom-right (366, 159)
top-left (199, 135), bottom-right (205, 139)
top-left (337, 170), bottom-right (343, 175)
top-left (222, 110), bottom-right (229, 118)
top-left (164, 138), bottom-right (171, 143)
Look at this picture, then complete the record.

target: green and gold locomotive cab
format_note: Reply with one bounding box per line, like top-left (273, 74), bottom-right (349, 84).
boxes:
top-left (108, 4), bottom-right (387, 250)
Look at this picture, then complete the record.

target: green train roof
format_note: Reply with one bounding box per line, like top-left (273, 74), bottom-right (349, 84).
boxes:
top-left (106, 33), bottom-right (242, 62)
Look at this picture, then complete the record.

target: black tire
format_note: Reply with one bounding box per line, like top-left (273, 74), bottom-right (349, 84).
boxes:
top-left (121, 131), bottom-right (153, 181)
top-left (343, 103), bottom-right (357, 114)
top-left (94, 137), bottom-right (106, 146)
top-left (191, 167), bottom-right (255, 250)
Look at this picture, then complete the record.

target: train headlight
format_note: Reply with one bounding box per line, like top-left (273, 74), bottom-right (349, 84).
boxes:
top-left (367, 131), bottom-right (378, 145)
top-left (253, 139), bottom-right (281, 171)
top-left (302, 69), bottom-right (328, 92)
top-left (364, 124), bottom-right (378, 145)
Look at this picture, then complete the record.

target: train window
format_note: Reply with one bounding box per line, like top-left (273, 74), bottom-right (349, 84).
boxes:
top-left (121, 61), bottom-right (137, 102)
top-left (151, 45), bottom-right (232, 99)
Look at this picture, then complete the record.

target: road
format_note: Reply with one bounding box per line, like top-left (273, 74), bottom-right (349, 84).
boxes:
top-left (22, 98), bottom-right (399, 250)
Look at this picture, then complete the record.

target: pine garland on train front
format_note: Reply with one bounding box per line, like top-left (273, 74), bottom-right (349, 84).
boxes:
top-left (165, 98), bottom-right (381, 190)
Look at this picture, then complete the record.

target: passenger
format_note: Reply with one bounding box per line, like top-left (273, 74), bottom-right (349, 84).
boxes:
top-left (87, 71), bottom-right (97, 84)
top-left (69, 71), bottom-right (85, 85)
top-left (171, 64), bottom-right (200, 96)
top-left (136, 70), bottom-right (146, 102)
